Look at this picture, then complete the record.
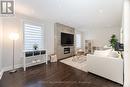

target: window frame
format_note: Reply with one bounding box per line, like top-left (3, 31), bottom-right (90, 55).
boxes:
top-left (23, 20), bottom-right (44, 51)
top-left (76, 33), bottom-right (82, 49)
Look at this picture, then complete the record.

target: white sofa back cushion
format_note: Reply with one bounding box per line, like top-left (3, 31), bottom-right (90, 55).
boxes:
top-left (94, 49), bottom-right (112, 57)
top-left (107, 51), bottom-right (120, 58)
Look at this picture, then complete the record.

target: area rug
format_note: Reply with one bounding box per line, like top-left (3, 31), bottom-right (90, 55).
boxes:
top-left (60, 56), bottom-right (88, 72)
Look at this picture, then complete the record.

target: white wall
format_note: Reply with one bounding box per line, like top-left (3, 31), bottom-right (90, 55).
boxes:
top-left (123, 0), bottom-right (130, 87)
top-left (2, 14), bottom-right (55, 71)
top-left (0, 18), bottom-right (3, 78)
top-left (44, 22), bottom-right (54, 55)
top-left (82, 28), bottom-right (120, 47)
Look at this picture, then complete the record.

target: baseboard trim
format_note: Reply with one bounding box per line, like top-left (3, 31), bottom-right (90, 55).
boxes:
top-left (0, 70), bottom-right (4, 80)
top-left (2, 61), bottom-right (47, 72)
top-left (3, 64), bottom-right (22, 72)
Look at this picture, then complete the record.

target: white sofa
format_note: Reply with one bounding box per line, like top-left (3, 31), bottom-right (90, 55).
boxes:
top-left (87, 54), bottom-right (123, 85)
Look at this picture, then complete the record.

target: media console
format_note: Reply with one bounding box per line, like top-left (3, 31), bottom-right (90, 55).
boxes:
top-left (23, 50), bottom-right (48, 71)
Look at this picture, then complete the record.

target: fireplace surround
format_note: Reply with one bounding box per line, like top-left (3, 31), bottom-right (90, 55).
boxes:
top-left (54, 23), bottom-right (75, 59)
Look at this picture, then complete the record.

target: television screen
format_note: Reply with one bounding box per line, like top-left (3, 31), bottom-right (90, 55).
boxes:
top-left (61, 32), bottom-right (74, 46)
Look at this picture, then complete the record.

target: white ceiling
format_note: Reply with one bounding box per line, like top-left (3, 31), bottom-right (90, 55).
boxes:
top-left (16, 0), bottom-right (123, 30)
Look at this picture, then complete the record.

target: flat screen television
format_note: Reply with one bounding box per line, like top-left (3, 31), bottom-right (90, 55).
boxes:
top-left (61, 32), bottom-right (74, 46)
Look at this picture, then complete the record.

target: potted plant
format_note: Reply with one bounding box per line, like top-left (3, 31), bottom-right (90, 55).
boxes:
top-left (109, 34), bottom-right (118, 50)
top-left (33, 44), bottom-right (38, 50)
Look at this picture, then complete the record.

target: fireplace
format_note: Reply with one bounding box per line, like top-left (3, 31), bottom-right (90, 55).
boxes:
top-left (64, 47), bottom-right (70, 54)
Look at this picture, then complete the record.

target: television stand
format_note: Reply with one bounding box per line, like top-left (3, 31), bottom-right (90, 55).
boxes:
top-left (23, 50), bottom-right (48, 71)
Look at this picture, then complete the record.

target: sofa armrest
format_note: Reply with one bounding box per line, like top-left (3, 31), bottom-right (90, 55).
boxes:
top-left (87, 54), bottom-right (123, 84)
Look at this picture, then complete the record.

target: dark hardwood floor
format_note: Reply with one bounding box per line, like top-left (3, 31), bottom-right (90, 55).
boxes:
top-left (0, 62), bottom-right (122, 87)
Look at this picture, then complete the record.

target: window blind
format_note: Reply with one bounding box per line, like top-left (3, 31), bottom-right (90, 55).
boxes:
top-left (24, 24), bottom-right (44, 51)
top-left (76, 34), bottom-right (81, 48)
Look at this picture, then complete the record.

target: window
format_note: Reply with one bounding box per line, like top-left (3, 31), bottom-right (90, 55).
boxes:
top-left (24, 23), bottom-right (44, 51)
top-left (76, 34), bottom-right (81, 48)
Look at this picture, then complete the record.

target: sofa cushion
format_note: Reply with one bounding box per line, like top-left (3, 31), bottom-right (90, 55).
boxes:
top-left (94, 49), bottom-right (111, 57)
top-left (107, 51), bottom-right (119, 58)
